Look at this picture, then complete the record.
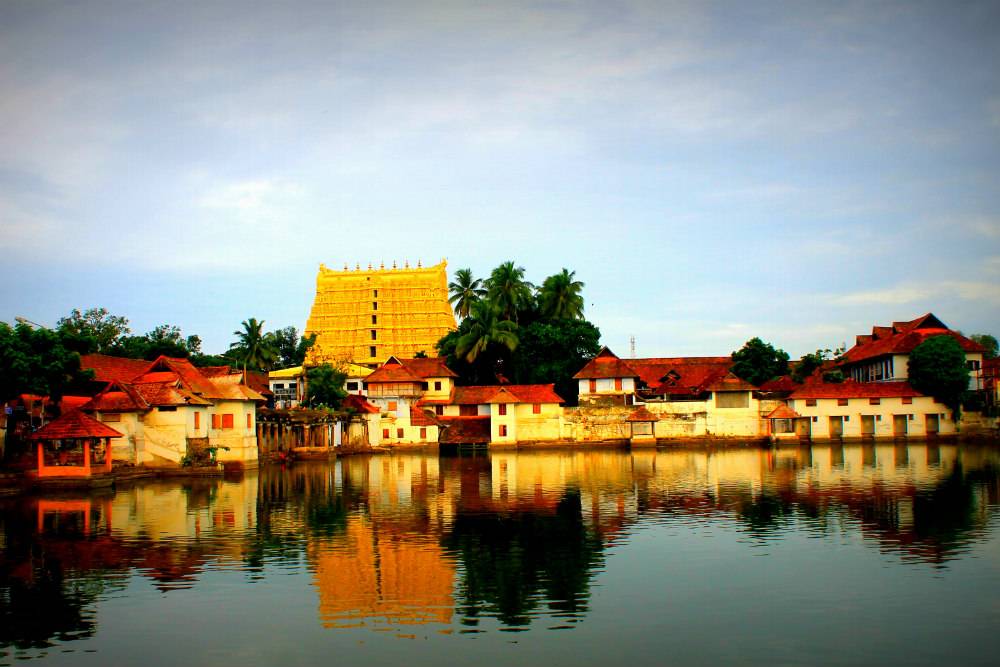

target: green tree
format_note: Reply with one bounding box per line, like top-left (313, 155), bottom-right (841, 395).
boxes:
top-left (908, 335), bottom-right (969, 417)
top-left (229, 318), bottom-right (278, 373)
top-left (0, 322), bottom-right (93, 404)
top-left (304, 364), bottom-right (348, 409)
top-left (448, 268), bottom-right (486, 320)
top-left (537, 269), bottom-right (585, 321)
top-left (56, 307), bottom-right (130, 353)
top-left (268, 326), bottom-right (316, 368)
top-left (731, 337), bottom-right (790, 387)
top-left (485, 261), bottom-right (535, 322)
top-left (970, 334), bottom-right (998, 359)
top-left (456, 301), bottom-right (519, 364)
top-left (511, 318), bottom-right (601, 405)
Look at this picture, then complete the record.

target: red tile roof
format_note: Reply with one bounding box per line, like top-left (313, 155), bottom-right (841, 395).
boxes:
top-left (451, 384), bottom-right (564, 405)
top-left (789, 380), bottom-right (922, 400)
top-left (409, 408), bottom-right (442, 427)
top-left (573, 347), bottom-right (640, 379)
top-left (396, 357), bottom-right (457, 378)
top-left (29, 410), bottom-right (124, 440)
top-left (59, 396), bottom-right (91, 413)
top-left (766, 405), bottom-right (801, 419)
top-left (83, 382), bottom-right (150, 412)
top-left (843, 313), bottom-right (984, 364)
top-left (758, 375), bottom-right (801, 393)
top-left (80, 354), bottom-right (152, 383)
top-left (630, 357), bottom-right (732, 395)
top-left (701, 372), bottom-right (758, 392)
top-left (364, 357), bottom-right (424, 384)
top-left (342, 394), bottom-right (380, 414)
top-left (131, 382), bottom-right (212, 407)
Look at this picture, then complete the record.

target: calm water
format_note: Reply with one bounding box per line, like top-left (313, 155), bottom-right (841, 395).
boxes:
top-left (2, 443), bottom-right (999, 666)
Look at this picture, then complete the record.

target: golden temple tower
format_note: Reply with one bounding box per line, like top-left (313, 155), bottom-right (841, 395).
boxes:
top-left (304, 260), bottom-right (457, 367)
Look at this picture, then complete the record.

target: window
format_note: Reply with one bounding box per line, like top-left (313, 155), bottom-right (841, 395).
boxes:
top-left (435, 405), bottom-right (444, 415)
top-left (614, 378), bottom-right (622, 391)
top-left (837, 398), bottom-right (848, 406)
top-left (397, 428), bottom-right (404, 438)
top-left (370, 346), bottom-right (377, 357)
top-left (869, 397), bottom-right (880, 405)
top-left (589, 379), bottom-right (597, 393)
top-left (420, 427), bottom-right (427, 439)
top-left (434, 381), bottom-right (442, 391)
top-left (212, 414), bottom-right (220, 429)
top-left (498, 404), bottom-right (507, 416)
top-left (902, 396), bottom-right (912, 405)
top-left (158, 406), bottom-right (177, 412)
top-left (372, 315), bottom-right (377, 325)
top-left (460, 404), bottom-right (477, 416)
top-left (382, 428), bottom-right (389, 439)
top-left (806, 399), bottom-right (817, 407)
top-left (499, 424), bottom-right (508, 437)
top-left (373, 289), bottom-right (378, 298)
top-left (844, 415), bottom-right (850, 422)
top-left (372, 301), bottom-right (378, 311)
top-left (532, 404), bottom-right (541, 414)
top-left (194, 412), bottom-right (200, 429)
top-left (346, 381), bottom-right (358, 391)
top-left (716, 392), bottom-right (749, 408)
top-left (371, 330), bottom-right (377, 340)
top-left (288, 382), bottom-right (297, 390)
top-left (222, 413), bottom-right (234, 429)
top-left (968, 360), bottom-right (981, 371)
top-left (273, 383), bottom-right (284, 390)
top-left (103, 413), bottom-right (121, 422)
top-left (247, 413), bottom-right (252, 429)
top-left (812, 416), bottom-right (818, 422)
top-left (388, 401), bottom-right (398, 412)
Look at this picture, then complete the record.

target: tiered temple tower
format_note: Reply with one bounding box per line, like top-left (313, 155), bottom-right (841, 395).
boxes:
top-left (304, 260), bottom-right (457, 368)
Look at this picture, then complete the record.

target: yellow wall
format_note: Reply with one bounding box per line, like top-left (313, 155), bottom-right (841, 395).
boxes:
top-left (304, 260), bottom-right (457, 366)
top-left (787, 395), bottom-right (955, 439)
top-left (210, 400), bottom-right (259, 462)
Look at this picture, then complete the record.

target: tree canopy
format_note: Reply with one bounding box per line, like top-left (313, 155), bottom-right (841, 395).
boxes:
top-left (229, 318), bottom-right (278, 372)
top-left (56, 307), bottom-right (130, 353)
top-left (731, 337), bottom-right (790, 386)
top-left (304, 364), bottom-right (348, 409)
top-left (448, 268), bottom-right (486, 320)
top-left (970, 333), bottom-right (998, 359)
top-left (268, 326), bottom-right (316, 368)
top-left (0, 322), bottom-right (93, 404)
top-left (538, 269), bottom-right (585, 320)
top-left (908, 335), bottom-right (969, 416)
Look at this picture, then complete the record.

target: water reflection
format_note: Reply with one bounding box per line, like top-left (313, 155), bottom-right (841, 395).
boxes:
top-left (1, 442), bottom-right (998, 660)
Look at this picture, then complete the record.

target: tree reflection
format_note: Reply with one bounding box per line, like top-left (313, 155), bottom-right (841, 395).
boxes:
top-left (444, 489), bottom-right (605, 627)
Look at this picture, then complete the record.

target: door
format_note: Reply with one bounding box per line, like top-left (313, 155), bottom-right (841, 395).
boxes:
top-left (893, 414), bottom-right (908, 436)
top-left (795, 418), bottom-right (811, 438)
top-left (828, 416), bottom-right (843, 438)
top-left (925, 413), bottom-right (939, 435)
top-left (861, 415), bottom-right (875, 436)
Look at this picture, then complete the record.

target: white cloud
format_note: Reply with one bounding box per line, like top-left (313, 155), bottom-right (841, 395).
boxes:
top-left (833, 281), bottom-right (1000, 307)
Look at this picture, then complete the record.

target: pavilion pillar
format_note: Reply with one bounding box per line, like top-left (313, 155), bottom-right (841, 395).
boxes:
top-left (104, 437), bottom-right (113, 471)
top-left (83, 441), bottom-right (91, 475)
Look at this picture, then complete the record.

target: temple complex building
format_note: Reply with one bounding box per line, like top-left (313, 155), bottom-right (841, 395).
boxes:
top-left (304, 260), bottom-right (457, 368)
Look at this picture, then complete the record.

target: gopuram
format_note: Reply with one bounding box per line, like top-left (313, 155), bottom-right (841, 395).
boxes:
top-left (304, 260), bottom-right (457, 368)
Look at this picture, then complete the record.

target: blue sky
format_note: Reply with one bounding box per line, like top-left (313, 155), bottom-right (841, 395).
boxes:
top-left (1, 0), bottom-right (998, 357)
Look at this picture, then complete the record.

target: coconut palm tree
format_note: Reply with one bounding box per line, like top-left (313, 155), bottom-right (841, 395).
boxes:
top-left (448, 268), bottom-right (486, 319)
top-left (456, 301), bottom-right (519, 363)
top-left (230, 318), bottom-right (277, 373)
top-left (538, 269), bottom-right (585, 320)
top-left (485, 261), bottom-right (534, 322)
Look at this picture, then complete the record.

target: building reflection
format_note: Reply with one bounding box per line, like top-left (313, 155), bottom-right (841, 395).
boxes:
top-left (1, 442), bottom-right (998, 653)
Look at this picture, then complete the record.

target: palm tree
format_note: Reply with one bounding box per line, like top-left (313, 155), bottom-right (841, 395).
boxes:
top-left (538, 269), bottom-right (585, 320)
top-left (456, 301), bottom-right (519, 363)
top-left (230, 318), bottom-right (277, 373)
top-left (448, 268), bottom-right (486, 319)
top-left (485, 261), bottom-right (534, 322)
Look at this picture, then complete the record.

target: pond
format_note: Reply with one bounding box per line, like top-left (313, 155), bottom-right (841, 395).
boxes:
top-left (2, 442), bottom-right (999, 666)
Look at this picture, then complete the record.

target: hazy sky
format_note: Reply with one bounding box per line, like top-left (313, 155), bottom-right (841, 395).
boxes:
top-left (2, 0), bottom-right (998, 357)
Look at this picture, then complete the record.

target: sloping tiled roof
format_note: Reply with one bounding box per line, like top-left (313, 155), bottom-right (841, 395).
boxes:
top-left (573, 347), bottom-right (640, 379)
top-left (59, 396), bottom-right (91, 413)
top-left (766, 405), bottom-right (801, 419)
top-left (82, 382), bottom-right (150, 412)
top-left (758, 375), bottom-right (801, 393)
top-left (131, 382), bottom-right (212, 407)
top-left (207, 374), bottom-right (266, 401)
top-left (80, 354), bottom-right (152, 383)
top-left (789, 380), bottom-right (922, 400)
top-left (451, 384), bottom-right (564, 405)
top-left (409, 408), bottom-right (442, 427)
top-left (398, 357), bottom-right (457, 378)
top-left (342, 394), bottom-right (380, 414)
top-left (630, 357), bottom-right (732, 395)
top-left (701, 372), bottom-right (758, 392)
top-left (438, 416), bottom-right (491, 443)
top-left (364, 357), bottom-right (424, 384)
top-left (29, 410), bottom-right (124, 440)
top-left (842, 313), bottom-right (984, 364)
